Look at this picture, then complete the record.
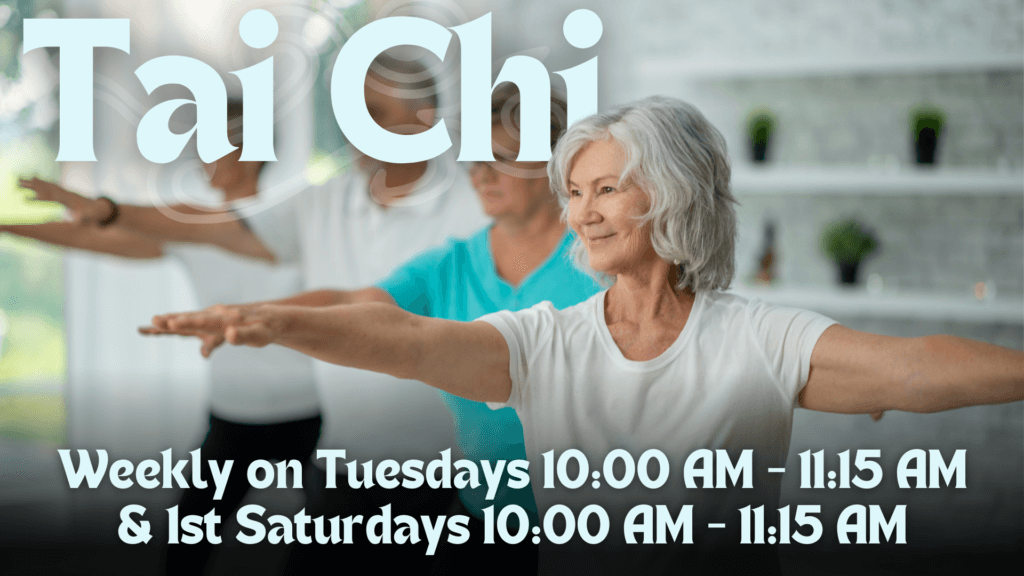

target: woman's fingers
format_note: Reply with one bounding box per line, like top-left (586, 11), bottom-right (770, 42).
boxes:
top-left (138, 325), bottom-right (215, 337)
top-left (143, 305), bottom-right (271, 352)
top-left (139, 325), bottom-right (227, 357)
top-left (225, 323), bottom-right (273, 348)
top-left (19, 178), bottom-right (105, 223)
top-left (167, 313), bottom-right (216, 332)
top-left (870, 411), bottom-right (885, 421)
top-left (200, 334), bottom-right (226, 358)
top-left (20, 178), bottom-right (72, 204)
top-left (162, 308), bottom-right (241, 332)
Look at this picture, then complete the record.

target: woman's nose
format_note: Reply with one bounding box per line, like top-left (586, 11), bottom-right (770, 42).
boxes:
top-left (569, 192), bottom-right (600, 226)
top-left (470, 162), bottom-right (497, 184)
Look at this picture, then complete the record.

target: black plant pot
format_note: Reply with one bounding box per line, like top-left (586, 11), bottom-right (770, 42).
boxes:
top-left (838, 261), bottom-right (859, 285)
top-left (752, 140), bottom-right (768, 162)
top-left (916, 127), bottom-right (937, 164)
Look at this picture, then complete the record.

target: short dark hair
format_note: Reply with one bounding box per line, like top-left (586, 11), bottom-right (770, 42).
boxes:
top-left (366, 53), bottom-right (440, 112)
top-left (225, 99), bottom-right (268, 175)
top-left (227, 99), bottom-right (245, 146)
top-left (490, 82), bottom-right (569, 152)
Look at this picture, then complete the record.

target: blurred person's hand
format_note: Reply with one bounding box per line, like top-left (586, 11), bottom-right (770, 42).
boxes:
top-left (139, 320), bottom-right (227, 358)
top-left (19, 177), bottom-right (114, 225)
top-left (141, 303), bottom-right (282, 356)
top-left (870, 411), bottom-right (885, 421)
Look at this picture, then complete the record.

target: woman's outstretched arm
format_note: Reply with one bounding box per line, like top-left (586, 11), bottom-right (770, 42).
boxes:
top-left (1, 222), bottom-right (164, 259)
top-left (143, 303), bottom-right (513, 403)
top-left (800, 325), bottom-right (1024, 414)
top-left (18, 178), bottom-right (274, 261)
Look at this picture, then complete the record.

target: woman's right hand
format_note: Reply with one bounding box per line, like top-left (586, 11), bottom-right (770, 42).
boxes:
top-left (18, 177), bottom-right (113, 225)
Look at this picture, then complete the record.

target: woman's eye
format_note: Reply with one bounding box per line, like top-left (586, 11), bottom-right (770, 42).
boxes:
top-left (569, 189), bottom-right (581, 197)
top-left (601, 186), bottom-right (615, 193)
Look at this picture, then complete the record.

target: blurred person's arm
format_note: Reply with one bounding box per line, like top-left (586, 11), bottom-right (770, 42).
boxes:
top-left (18, 177), bottom-right (275, 262)
top-left (192, 288), bottom-right (397, 318)
top-left (0, 222), bottom-right (163, 259)
top-left (269, 288), bottom-right (397, 307)
top-left (140, 289), bottom-right (398, 357)
top-left (144, 303), bottom-right (513, 402)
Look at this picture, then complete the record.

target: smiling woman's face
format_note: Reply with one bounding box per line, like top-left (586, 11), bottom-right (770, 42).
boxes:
top-left (566, 138), bottom-right (658, 276)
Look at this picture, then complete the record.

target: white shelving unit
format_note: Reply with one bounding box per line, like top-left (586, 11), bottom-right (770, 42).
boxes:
top-left (643, 50), bottom-right (1024, 325)
top-left (730, 284), bottom-right (1024, 324)
top-left (638, 53), bottom-right (1024, 196)
top-left (730, 166), bottom-right (1024, 196)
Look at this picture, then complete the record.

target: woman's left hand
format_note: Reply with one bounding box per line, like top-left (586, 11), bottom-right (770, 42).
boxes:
top-left (140, 304), bottom-right (285, 353)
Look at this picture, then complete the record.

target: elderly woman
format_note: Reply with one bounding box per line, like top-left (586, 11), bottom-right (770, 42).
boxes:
top-left (147, 96), bottom-right (1024, 574)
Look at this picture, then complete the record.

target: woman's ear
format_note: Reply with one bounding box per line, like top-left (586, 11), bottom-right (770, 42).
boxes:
top-left (415, 106), bottom-right (436, 128)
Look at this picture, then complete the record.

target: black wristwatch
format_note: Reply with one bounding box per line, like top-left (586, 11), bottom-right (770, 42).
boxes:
top-left (97, 196), bottom-right (120, 227)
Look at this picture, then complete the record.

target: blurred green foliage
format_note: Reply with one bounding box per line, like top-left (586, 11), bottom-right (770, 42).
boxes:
top-left (0, 394), bottom-right (64, 443)
top-left (911, 104), bottom-right (946, 140)
top-left (1, 122), bottom-right (65, 443)
top-left (0, 134), bottom-right (63, 224)
top-left (821, 219), bottom-right (879, 265)
top-left (747, 107), bottom-right (776, 146)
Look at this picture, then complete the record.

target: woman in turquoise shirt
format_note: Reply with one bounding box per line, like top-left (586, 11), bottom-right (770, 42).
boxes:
top-left (151, 85), bottom-right (599, 575)
top-left (373, 87), bottom-right (599, 573)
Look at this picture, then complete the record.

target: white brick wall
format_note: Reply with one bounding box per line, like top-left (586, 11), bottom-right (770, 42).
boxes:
top-left (627, 0), bottom-right (1024, 61)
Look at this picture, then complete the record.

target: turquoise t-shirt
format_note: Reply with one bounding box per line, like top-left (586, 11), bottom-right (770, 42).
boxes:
top-left (376, 226), bottom-right (601, 523)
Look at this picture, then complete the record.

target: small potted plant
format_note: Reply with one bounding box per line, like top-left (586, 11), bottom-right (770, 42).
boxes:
top-left (747, 108), bottom-right (775, 163)
top-left (911, 104), bottom-right (945, 165)
top-left (821, 219), bottom-right (878, 285)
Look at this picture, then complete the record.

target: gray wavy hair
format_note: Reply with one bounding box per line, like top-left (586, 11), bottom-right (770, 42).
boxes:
top-left (548, 96), bottom-right (738, 292)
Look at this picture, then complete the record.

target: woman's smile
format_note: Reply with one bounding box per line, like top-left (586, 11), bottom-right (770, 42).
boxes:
top-left (586, 232), bottom-right (616, 245)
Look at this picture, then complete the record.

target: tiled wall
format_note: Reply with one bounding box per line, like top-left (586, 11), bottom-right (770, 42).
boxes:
top-left (634, 0), bottom-right (1024, 59)
top-left (691, 72), bottom-right (1024, 170)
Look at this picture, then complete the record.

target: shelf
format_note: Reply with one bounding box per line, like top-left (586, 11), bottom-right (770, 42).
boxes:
top-left (730, 166), bottom-right (1024, 195)
top-left (729, 284), bottom-right (1024, 324)
top-left (640, 52), bottom-right (1024, 79)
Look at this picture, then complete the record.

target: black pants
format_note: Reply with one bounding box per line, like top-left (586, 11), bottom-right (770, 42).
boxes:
top-left (428, 496), bottom-right (539, 576)
top-left (284, 467), bottom-right (457, 574)
top-left (163, 413), bottom-right (322, 576)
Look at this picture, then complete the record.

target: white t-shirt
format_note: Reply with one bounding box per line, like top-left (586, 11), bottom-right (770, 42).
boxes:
top-left (480, 290), bottom-right (837, 571)
top-left (163, 243), bottom-right (320, 423)
top-left (245, 154), bottom-right (490, 463)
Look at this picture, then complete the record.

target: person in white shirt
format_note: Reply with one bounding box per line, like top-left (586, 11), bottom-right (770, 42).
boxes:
top-left (146, 95), bottom-right (1024, 575)
top-left (8, 101), bottom-right (322, 576)
top-left (24, 54), bottom-right (489, 570)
